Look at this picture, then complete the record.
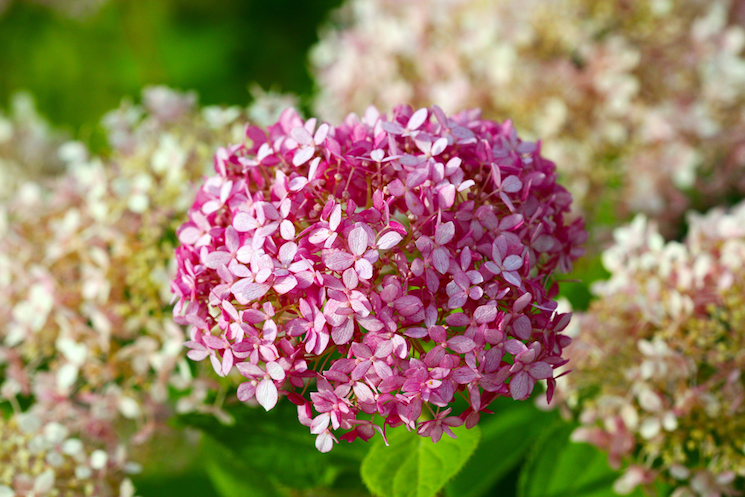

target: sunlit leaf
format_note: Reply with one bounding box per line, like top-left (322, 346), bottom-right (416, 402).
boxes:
top-left (361, 424), bottom-right (481, 497)
top-left (518, 422), bottom-right (645, 497)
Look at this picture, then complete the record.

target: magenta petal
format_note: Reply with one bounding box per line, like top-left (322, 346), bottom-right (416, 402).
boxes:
top-left (468, 286), bottom-right (484, 300)
top-left (353, 382), bottom-right (375, 404)
top-left (473, 305), bottom-right (497, 324)
top-left (438, 184), bottom-right (456, 208)
top-left (432, 247), bottom-right (450, 274)
top-left (310, 413), bottom-right (331, 435)
top-left (503, 271), bottom-right (522, 286)
top-left (273, 275), bottom-right (298, 294)
top-left (504, 339), bottom-right (527, 355)
top-left (483, 347), bottom-right (504, 373)
top-left (510, 371), bottom-right (534, 400)
top-left (502, 175), bottom-right (523, 193)
top-left (186, 349), bottom-right (209, 361)
top-left (428, 325), bottom-right (447, 343)
top-left (405, 190), bottom-right (425, 216)
top-left (435, 221), bottom-right (455, 245)
top-left (293, 146), bottom-right (315, 166)
top-left (405, 327), bottom-right (428, 338)
top-left (388, 179), bottom-right (405, 196)
top-left (325, 252), bottom-right (355, 271)
top-left (204, 251), bottom-right (231, 269)
top-left (407, 108), bottom-right (428, 131)
top-left (290, 126), bottom-right (312, 145)
top-left (373, 360), bottom-right (393, 380)
top-left (241, 282), bottom-right (271, 302)
top-left (222, 349), bottom-right (234, 376)
top-left (448, 293), bottom-right (468, 310)
top-left (355, 258), bottom-right (373, 280)
top-left (451, 366), bottom-right (477, 384)
top-left (503, 255), bottom-right (523, 271)
top-left (348, 227), bottom-right (368, 256)
top-left (378, 231), bottom-right (403, 250)
top-left (528, 361), bottom-right (553, 380)
top-left (232, 212), bottom-right (256, 232)
top-left (266, 361), bottom-right (286, 381)
top-left (331, 320), bottom-right (354, 345)
top-left (351, 361), bottom-right (372, 381)
top-left (178, 226), bottom-right (201, 245)
top-left (447, 336), bottom-right (477, 354)
top-left (356, 315), bottom-right (384, 332)
top-left (236, 361), bottom-right (264, 378)
top-left (512, 315), bottom-right (533, 340)
top-left (237, 382), bottom-right (256, 402)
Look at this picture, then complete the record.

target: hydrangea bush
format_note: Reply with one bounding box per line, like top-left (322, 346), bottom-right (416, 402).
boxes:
top-left (558, 202), bottom-right (745, 496)
top-left (0, 86), bottom-right (276, 495)
top-left (171, 104), bottom-right (586, 452)
top-left (311, 0), bottom-right (745, 236)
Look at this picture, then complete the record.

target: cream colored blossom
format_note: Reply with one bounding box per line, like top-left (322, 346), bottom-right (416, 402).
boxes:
top-left (312, 0), bottom-right (745, 236)
top-left (559, 201), bottom-right (745, 496)
top-left (0, 86), bottom-right (289, 493)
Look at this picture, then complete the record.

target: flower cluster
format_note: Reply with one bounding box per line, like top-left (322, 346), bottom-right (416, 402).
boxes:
top-left (0, 92), bottom-right (66, 201)
top-left (0, 407), bottom-right (138, 497)
top-left (172, 104), bottom-right (585, 451)
top-left (558, 202), bottom-right (745, 496)
top-left (311, 0), bottom-right (745, 235)
top-left (0, 86), bottom-right (269, 494)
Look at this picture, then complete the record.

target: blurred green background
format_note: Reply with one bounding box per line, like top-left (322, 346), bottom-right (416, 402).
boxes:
top-left (0, 0), bottom-right (342, 141)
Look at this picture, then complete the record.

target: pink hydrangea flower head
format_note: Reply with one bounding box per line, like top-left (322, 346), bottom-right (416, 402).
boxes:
top-left (172, 104), bottom-right (586, 451)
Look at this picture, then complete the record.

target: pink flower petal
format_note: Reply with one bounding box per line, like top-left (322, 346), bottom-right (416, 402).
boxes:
top-left (378, 231), bottom-right (403, 250)
top-left (435, 221), bottom-right (455, 245)
top-left (325, 252), bottom-right (355, 271)
top-left (432, 247), bottom-right (450, 274)
top-left (348, 227), bottom-right (368, 256)
top-left (528, 361), bottom-right (553, 380)
top-left (512, 315), bottom-right (533, 340)
top-left (331, 320), bottom-right (354, 345)
top-left (407, 108), bottom-right (428, 131)
top-left (237, 382), bottom-right (256, 402)
top-left (447, 336), bottom-right (477, 354)
top-left (256, 378), bottom-right (278, 411)
top-left (240, 282), bottom-right (271, 302)
top-left (509, 371), bottom-right (533, 400)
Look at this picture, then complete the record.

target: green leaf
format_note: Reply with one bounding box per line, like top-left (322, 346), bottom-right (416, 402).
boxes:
top-left (361, 424), bottom-right (481, 497)
top-left (178, 400), bottom-right (369, 493)
top-left (201, 435), bottom-right (282, 497)
top-left (445, 398), bottom-right (557, 497)
top-left (518, 422), bottom-right (646, 497)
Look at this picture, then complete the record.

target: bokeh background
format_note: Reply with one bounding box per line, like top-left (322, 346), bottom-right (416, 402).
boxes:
top-left (3, 0), bottom-right (745, 495)
top-left (0, 1), bottom-right (341, 495)
top-left (0, 0), bottom-right (341, 149)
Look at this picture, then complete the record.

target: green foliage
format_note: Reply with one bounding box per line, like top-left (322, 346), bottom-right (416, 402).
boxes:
top-left (178, 399), bottom-right (369, 495)
top-left (518, 422), bottom-right (645, 497)
top-left (445, 398), bottom-right (557, 497)
top-left (0, 0), bottom-right (342, 136)
top-left (133, 466), bottom-right (221, 497)
top-left (557, 253), bottom-right (610, 311)
top-left (361, 424), bottom-right (481, 497)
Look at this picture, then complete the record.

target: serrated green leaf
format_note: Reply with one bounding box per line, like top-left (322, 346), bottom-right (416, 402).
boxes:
top-left (361, 424), bottom-right (481, 497)
top-left (518, 422), bottom-right (646, 497)
top-left (445, 398), bottom-right (557, 497)
top-left (178, 400), bottom-right (369, 492)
